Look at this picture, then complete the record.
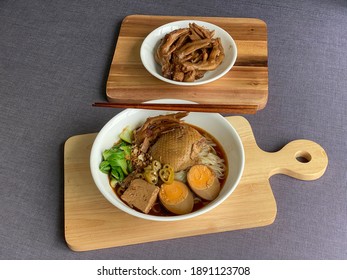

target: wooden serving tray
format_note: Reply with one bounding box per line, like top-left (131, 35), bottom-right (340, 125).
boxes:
top-left (106, 15), bottom-right (268, 112)
top-left (64, 116), bottom-right (328, 251)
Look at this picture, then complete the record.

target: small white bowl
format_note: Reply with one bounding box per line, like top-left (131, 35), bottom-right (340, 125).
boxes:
top-left (140, 20), bottom-right (238, 86)
top-left (90, 99), bottom-right (244, 221)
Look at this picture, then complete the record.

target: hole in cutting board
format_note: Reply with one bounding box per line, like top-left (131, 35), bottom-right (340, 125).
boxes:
top-left (295, 151), bottom-right (312, 163)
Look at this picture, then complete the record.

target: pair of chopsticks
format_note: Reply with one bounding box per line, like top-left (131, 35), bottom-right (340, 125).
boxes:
top-left (92, 102), bottom-right (257, 114)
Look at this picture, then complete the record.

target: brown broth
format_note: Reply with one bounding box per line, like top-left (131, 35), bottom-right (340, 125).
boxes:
top-left (113, 123), bottom-right (228, 216)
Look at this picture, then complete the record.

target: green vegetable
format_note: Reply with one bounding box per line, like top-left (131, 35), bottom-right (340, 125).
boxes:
top-left (110, 177), bottom-right (118, 188)
top-left (120, 145), bottom-right (132, 160)
top-left (111, 166), bottom-right (125, 181)
top-left (107, 151), bottom-right (128, 175)
top-left (99, 161), bottom-right (111, 174)
top-left (119, 126), bottom-right (133, 144)
top-left (120, 145), bottom-right (133, 173)
top-left (102, 149), bottom-right (115, 161)
top-left (99, 139), bottom-right (133, 185)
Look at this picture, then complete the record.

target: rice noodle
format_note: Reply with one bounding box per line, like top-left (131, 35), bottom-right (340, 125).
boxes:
top-left (197, 139), bottom-right (225, 179)
top-left (174, 170), bottom-right (187, 183)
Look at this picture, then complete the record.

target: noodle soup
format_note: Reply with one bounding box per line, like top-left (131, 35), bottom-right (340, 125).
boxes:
top-left (99, 113), bottom-right (227, 216)
top-left (90, 101), bottom-right (244, 222)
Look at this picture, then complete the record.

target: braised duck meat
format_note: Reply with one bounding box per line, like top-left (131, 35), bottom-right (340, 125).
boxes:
top-left (155, 28), bottom-right (189, 65)
top-left (133, 112), bottom-right (189, 147)
top-left (155, 23), bottom-right (224, 82)
top-left (149, 125), bottom-right (206, 172)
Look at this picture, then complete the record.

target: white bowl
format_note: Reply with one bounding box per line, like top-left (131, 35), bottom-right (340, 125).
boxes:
top-left (90, 99), bottom-right (244, 221)
top-left (140, 20), bottom-right (238, 86)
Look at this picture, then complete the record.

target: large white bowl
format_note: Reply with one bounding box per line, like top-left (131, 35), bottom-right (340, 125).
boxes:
top-left (140, 20), bottom-right (238, 86)
top-left (90, 99), bottom-right (244, 221)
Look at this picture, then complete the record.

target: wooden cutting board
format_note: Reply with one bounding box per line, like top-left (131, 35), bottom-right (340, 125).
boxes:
top-left (106, 15), bottom-right (268, 112)
top-left (64, 116), bottom-right (328, 251)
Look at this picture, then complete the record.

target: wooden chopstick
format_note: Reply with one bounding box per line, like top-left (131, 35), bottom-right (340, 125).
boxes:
top-left (92, 102), bottom-right (257, 114)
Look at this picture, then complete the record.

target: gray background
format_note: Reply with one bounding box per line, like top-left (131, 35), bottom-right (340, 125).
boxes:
top-left (0, 0), bottom-right (346, 259)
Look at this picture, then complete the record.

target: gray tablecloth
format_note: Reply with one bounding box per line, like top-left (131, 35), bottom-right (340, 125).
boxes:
top-left (1, 0), bottom-right (346, 259)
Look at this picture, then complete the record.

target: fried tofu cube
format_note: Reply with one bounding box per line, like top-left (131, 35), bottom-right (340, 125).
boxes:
top-left (121, 179), bottom-right (159, 214)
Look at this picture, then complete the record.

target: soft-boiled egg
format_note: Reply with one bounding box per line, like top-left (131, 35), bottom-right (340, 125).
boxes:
top-left (159, 180), bottom-right (194, 215)
top-left (187, 164), bottom-right (221, 200)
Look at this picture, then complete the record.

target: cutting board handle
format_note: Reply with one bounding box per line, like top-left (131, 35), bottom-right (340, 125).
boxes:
top-left (264, 139), bottom-right (328, 180)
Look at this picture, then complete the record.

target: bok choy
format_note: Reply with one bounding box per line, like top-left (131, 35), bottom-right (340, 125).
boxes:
top-left (99, 127), bottom-right (133, 187)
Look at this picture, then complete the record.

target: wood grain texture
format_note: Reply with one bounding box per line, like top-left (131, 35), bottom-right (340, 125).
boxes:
top-left (64, 116), bottom-right (328, 251)
top-left (106, 15), bottom-right (268, 110)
